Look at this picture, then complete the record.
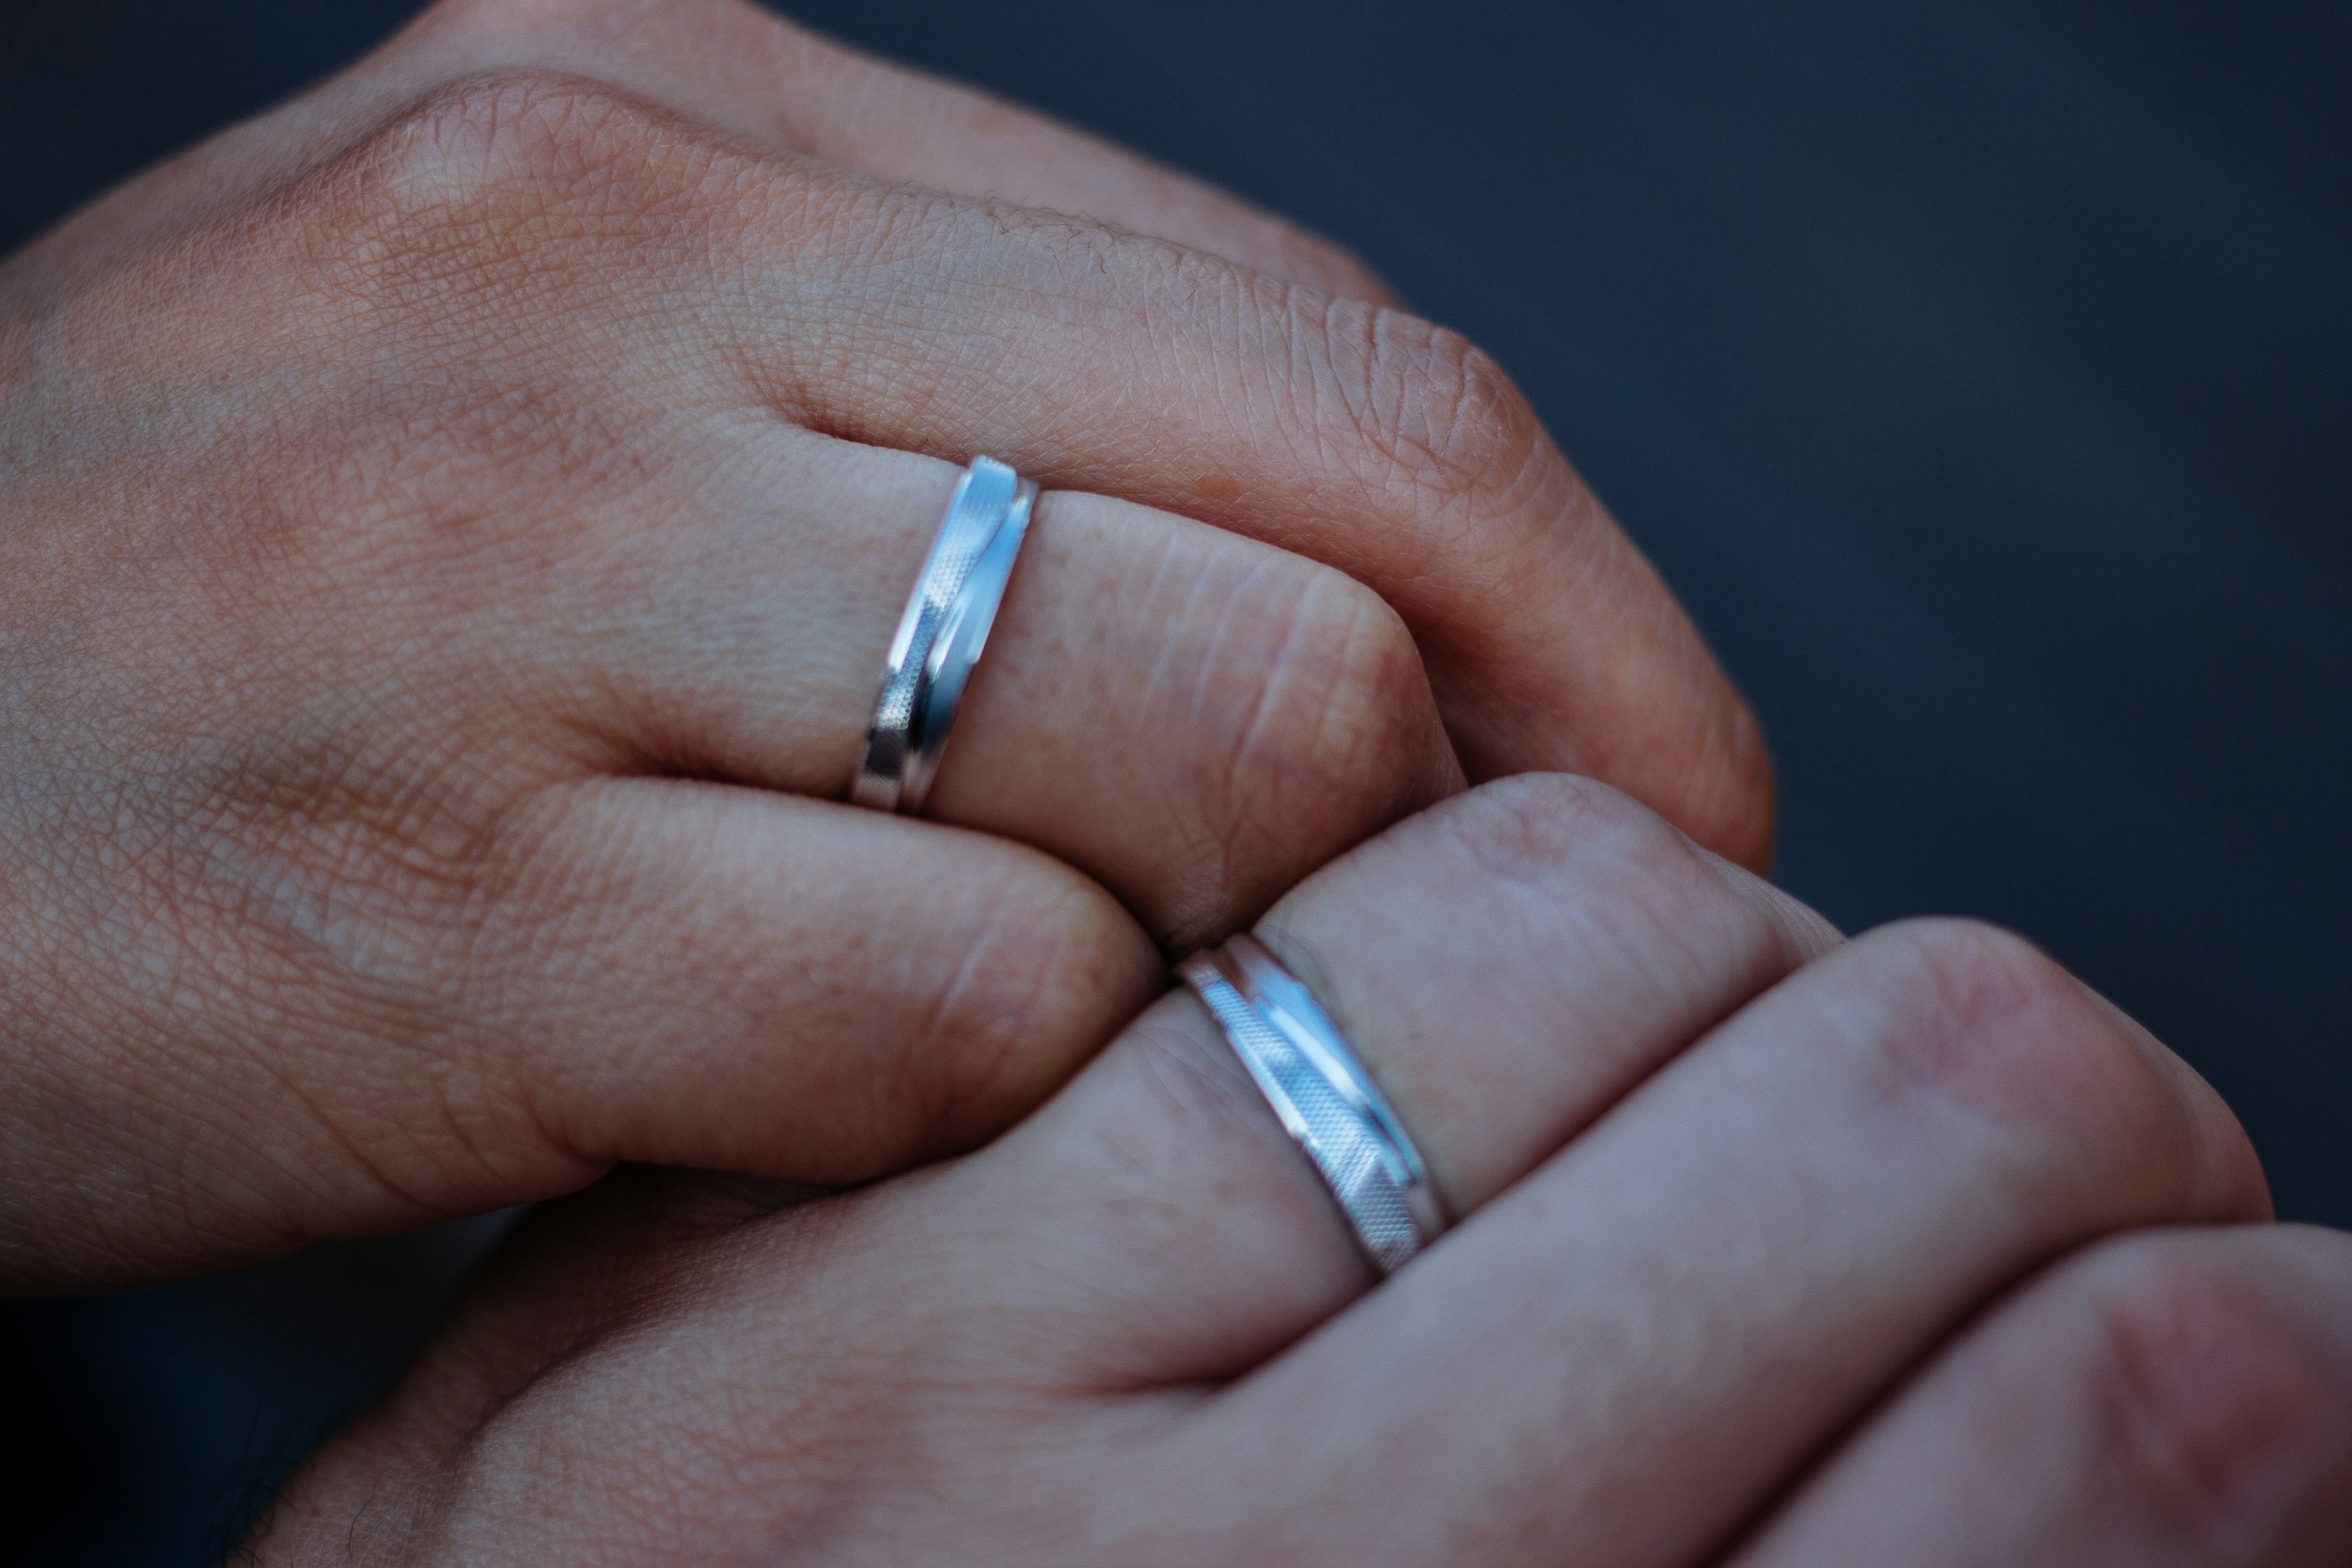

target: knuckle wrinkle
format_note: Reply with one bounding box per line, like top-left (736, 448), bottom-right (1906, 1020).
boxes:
top-left (2086, 1246), bottom-right (2344, 1554)
top-left (1320, 299), bottom-right (1547, 517)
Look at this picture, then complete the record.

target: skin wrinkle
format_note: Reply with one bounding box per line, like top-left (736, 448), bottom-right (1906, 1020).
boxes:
top-left (1278, 574), bottom-right (1458, 842)
top-left (1166, 550), bottom-right (1294, 903)
top-left (903, 858), bottom-right (1119, 1154)
top-left (160, 862), bottom-right (519, 1220)
top-left (2085, 1258), bottom-right (2318, 1558)
top-left (1204, 552), bottom-right (1327, 921)
top-left (941, 485), bottom-right (1344, 936)
top-left (1844, 929), bottom-right (2253, 1238)
top-left (1845, 924), bottom-right (2249, 1234)
top-left (1363, 303), bottom-right (1545, 514)
top-left (1026, 1005), bottom-right (1364, 1392)
top-left (479, 796), bottom-right (804, 1159)
top-left (1125, 520), bottom-right (1246, 922)
top-left (434, 784), bottom-right (653, 1144)
top-left (1120, 1006), bottom-right (1342, 1268)
top-left (188, 785), bottom-right (502, 988)
top-left (426, 1205), bottom-right (683, 1432)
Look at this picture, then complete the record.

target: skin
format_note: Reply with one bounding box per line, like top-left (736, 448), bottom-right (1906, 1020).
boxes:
top-left (0, 0), bottom-right (1768, 1295)
top-left (247, 776), bottom-right (2352, 1565)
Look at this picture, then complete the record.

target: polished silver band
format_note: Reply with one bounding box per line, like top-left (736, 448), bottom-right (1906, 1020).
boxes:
top-left (852, 457), bottom-right (1038, 815)
top-left (1178, 935), bottom-right (1446, 1275)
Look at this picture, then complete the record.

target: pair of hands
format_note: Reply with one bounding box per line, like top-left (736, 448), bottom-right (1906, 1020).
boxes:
top-left (1, 1), bottom-right (2346, 1561)
top-left (0, 0), bottom-right (1760, 1293)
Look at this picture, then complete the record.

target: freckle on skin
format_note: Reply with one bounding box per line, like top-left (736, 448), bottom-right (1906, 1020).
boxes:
top-left (1196, 473), bottom-right (1243, 505)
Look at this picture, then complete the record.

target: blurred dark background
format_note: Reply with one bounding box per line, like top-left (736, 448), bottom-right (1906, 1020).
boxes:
top-left (2, 0), bottom-right (2346, 1559)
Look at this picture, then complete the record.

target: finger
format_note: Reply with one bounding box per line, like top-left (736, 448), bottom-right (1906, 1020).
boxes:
top-left (1735, 1225), bottom-right (2352, 1568)
top-left (1174, 929), bottom-right (2270, 1565)
top-left (11, 769), bottom-right (1158, 1288)
top-left (435, 424), bottom-right (1459, 949)
top-left (846, 775), bottom-right (1834, 1385)
top-left (405, 776), bottom-right (1162, 1199)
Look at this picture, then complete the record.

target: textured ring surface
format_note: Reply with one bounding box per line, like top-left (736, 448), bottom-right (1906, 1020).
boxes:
top-left (852, 457), bottom-right (1038, 814)
top-left (1177, 934), bottom-right (1447, 1275)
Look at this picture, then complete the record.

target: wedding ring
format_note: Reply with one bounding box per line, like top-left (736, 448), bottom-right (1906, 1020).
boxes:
top-left (853, 457), bottom-right (1038, 815)
top-left (1178, 935), bottom-right (1447, 1275)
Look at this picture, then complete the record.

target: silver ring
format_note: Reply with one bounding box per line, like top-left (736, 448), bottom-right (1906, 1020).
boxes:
top-left (852, 457), bottom-right (1038, 815)
top-left (1177, 934), bottom-right (1447, 1275)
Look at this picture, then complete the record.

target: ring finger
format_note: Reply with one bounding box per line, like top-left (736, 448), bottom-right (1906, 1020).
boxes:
top-left (460, 424), bottom-right (1462, 948)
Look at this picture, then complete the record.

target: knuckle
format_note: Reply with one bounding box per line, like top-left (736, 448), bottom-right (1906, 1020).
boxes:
top-left (1844, 919), bottom-right (2265, 1222)
top-left (266, 70), bottom-right (736, 464)
top-left (2075, 1235), bottom-right (2351, 1553)
top-left (368, 69), bottom-right (647, 215)
top-left (1412, 774), bottom-right (1827, 993)
top-left (1212, 561), bottom-right (1442, 872)
top-left (1306, 297), bottom-right (1551, 528)
top-left (342, 68), bottom-right (733, 273)
top-left (1876, 917), bottom-right (2078, 1028)
top-left (906, 859), bottom-right (1150, 1151)
top-left (1439, 772), bottom-right (1700, 893)
top-left (1840, 918), bottom-right (2167, 1135)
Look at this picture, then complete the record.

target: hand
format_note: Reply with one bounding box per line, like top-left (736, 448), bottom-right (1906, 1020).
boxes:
top-left (248, 775), bottom-right (2352, 1565)
top-left (0, 0), bottom-right (1767, 1293)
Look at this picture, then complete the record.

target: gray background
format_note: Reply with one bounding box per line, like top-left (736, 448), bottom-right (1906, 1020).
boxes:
top-left (2, 2), bottom-right (2345, 1560)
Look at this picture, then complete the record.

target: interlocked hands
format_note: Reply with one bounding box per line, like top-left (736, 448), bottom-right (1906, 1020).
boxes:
top-left (0, 2), bottom-right (2344, 1563)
